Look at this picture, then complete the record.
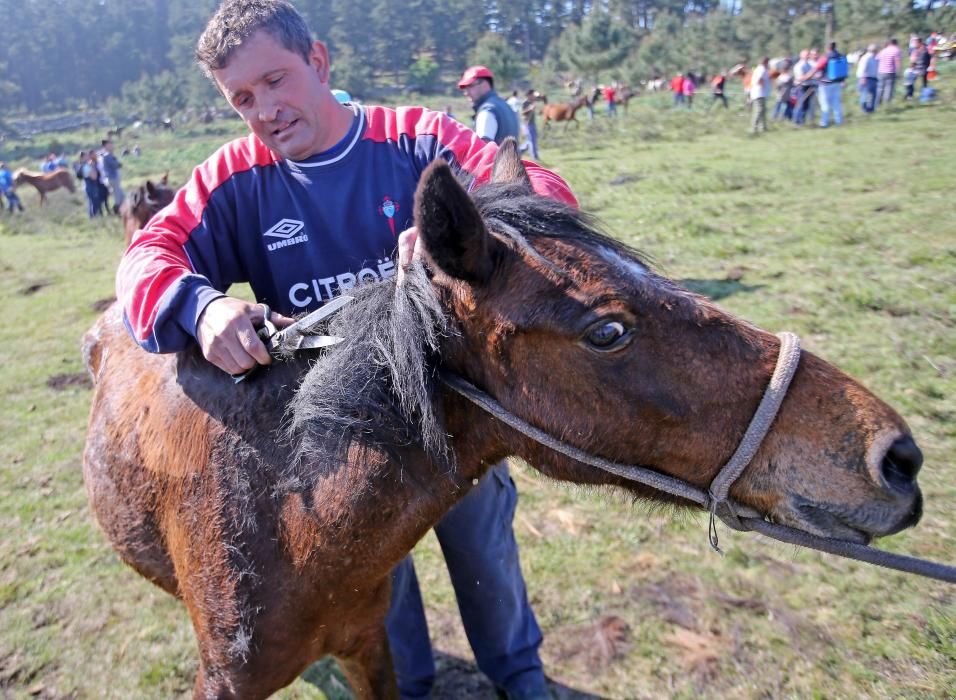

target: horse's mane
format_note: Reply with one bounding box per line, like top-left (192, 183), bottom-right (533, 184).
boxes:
top-left (283, 181), bottom-right (660, 474)
top-left (284, 263), bottom-right (450, 472)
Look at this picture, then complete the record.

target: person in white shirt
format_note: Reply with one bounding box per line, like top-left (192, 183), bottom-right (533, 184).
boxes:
top-left (749, 56), bottom-right (771, 134)
top-left (856, 44), bottom-right (879, 113)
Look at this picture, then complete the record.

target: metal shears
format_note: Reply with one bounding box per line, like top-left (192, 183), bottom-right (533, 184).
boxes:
top-left (233, 294), bottom-right (355, 383)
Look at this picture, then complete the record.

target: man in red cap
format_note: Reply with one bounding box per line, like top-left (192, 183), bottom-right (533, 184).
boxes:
top-left (458, 65), bottom-right (520, 145)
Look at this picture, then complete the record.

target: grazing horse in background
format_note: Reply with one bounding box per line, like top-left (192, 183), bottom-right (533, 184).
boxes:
top-left (540, 88), bottom-right (599, 128)
top-left (13, 168), bottom-right (75, 205)
top-left (120, 173), bottom-right (175, 246)
top-left (616, 87), bottom-right (639, 114)
top-left (83, 142), bottom-right (924, 699)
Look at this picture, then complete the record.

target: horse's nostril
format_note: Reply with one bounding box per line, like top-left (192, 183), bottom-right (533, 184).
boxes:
top-left (880, 435), bottom-right (923, 492)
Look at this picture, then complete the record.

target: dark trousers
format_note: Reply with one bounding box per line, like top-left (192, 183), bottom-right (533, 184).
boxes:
top-left (526, 122), bottom-right (538, 160)
top-left (84, 179), bottom-right (104, 218)
top-left (709, 93), bottom-right (728, 109)
top-left (3, 190), bottom-right (23, 212)
top-left (793, 85), bottom-right (816, 124)
top-left (386, 463), bottom-right (545, 699)
top-left (877, 73), bottom-right (896, 104)
top-left (772, 98), bottom-right (792, 120)
top-left (859, 77), bottom-right (878, 112)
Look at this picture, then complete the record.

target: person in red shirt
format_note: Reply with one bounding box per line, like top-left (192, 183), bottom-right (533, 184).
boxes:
top-left (603, 84), bottom-right (618, 116)
top-left (671, 73), bottom-right (685, 106)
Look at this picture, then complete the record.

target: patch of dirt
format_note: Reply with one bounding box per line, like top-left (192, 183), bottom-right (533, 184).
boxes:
top-left (0, 653), bottom-right (26, 687)
top-left (630, 576), bottom-right (701, 630)
top-left (662, 626), bottom-right (730, 684)
top-left (18, 281), bottom-right (52, 296)
top-left (46, 373), bottom-right (92, 391)
top-left (90, 297), bottom-right (116, 312)
top-left (549, 614), bottom-right (632, 673)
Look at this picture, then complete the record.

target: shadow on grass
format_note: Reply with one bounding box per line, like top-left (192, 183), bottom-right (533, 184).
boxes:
top-left (679, 278), bottom-right (765, 301)
top-left (302, 651), bottom-right (610, 699)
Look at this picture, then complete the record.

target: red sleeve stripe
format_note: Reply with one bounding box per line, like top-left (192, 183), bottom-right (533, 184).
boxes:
top-left (361, 105), bottom-right (577, 208)
top-left (119, 135), bottom-right (279, 341)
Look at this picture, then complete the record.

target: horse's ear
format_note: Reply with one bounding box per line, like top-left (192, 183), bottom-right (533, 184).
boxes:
top-left (491, 138), bottom-right (532, 189)
top-left (145, 180), bottom-right (157, 199)
top-left (160, 171), bottom-right (169, 185)
top-left (414, 160), bottom-right (494, 284)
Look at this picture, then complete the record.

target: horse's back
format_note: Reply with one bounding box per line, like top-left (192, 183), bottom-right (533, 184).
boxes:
top-left (82, 303), bottom-right (214, 593)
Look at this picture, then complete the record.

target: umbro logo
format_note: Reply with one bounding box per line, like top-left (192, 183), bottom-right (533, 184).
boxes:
top-left (263, 218), bottom-right (309, 252)
top-left (263, 219), bottom-right (305, 239)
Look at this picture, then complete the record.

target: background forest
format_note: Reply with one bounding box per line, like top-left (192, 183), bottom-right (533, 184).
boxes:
top-left (0, 0), bottom-right (954, 125)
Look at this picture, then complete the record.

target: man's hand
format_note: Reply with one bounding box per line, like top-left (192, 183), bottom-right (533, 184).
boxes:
top-left (396, 226), bottom-right (423, 284)
top-left (196, 296), bottom-right (293, 375)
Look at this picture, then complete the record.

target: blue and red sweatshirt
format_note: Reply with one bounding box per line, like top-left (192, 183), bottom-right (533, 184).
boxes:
top-left (116, 104), bottom-right (577, 353)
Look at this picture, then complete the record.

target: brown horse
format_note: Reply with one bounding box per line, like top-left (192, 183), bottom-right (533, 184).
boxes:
top-left (615, 87), bottom-right (639, 114)
top-left (119, 173), bottom-right (175, 246)
top-left (83, 144), bottom-right (923, 699)
top-left (13, 167), bottom-right (76, 205)
top-left (540, 88), bottom-right (599, 128)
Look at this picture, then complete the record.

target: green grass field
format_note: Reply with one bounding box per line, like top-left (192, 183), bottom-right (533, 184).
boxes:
top-left (1, 81), bottom-right (954, 699)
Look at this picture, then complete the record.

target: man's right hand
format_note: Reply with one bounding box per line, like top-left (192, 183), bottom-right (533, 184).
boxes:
top-left (196, 296), bottom-right (293, 375)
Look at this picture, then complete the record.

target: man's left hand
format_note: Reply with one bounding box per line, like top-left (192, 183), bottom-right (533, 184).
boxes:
top-left (397, 226), bottom-right (422, 284)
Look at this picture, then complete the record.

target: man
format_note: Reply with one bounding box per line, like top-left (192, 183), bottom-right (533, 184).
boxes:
top-left (793, 49), bottom-right (818, 125)
top-left (772, 61), bottom-right (794, 121)
top-left (116, 3), bottom-right (574, 700)
top-left (812, 41), bottom-right (847, 128)
top-left (856, 44), bottom-right (879, 113)
top-left (911, 37), bottom-right (931, 90)
top-left (458, 66), bottom-right (520, 146)
top-left (749, 57), bottom-right (771, 134)
top-left (40, 153), bottom-right (58, 173)
top-left (99, 139), bottom-right (125, 214)
top-left (0, 162), bottom-right (24, 213)
top-left (876, 38), bottom-right (901, 105)
top-left (708, 72), bottom-right (728, 110)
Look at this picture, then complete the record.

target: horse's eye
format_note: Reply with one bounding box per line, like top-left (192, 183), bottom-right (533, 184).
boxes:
top-left (584, 321), bottom-right (630, 351)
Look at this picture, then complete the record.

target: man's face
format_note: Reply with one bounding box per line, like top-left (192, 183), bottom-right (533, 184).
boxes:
top-left (461, 79), bottom-right (490, 106)
top-left (214, 30), bottom-right (343, 160)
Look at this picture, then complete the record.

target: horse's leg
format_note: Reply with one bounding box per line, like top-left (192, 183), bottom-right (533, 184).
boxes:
top-left (338, 628), bottom-right (400, 700)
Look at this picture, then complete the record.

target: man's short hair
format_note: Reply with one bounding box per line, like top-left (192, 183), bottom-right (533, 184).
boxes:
top-left (101, 139), bottom-right (111, 147)
top-left (196, 0), bottom-right (313, 80)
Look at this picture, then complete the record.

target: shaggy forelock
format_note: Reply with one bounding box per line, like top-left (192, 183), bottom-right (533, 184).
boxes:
top-left (284, 265), bottom-right (451, 473)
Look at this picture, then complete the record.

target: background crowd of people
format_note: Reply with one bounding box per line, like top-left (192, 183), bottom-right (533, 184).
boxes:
top-left (0, 138), bottom-right (134, 217)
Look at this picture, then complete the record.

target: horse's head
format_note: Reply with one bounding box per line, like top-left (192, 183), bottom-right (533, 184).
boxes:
top-left (12, 169), bottom-right (24, 185)
top-left (413, 143), bottom-right (923, 545)
top-left (122, 175), bottom-right (176, 246)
